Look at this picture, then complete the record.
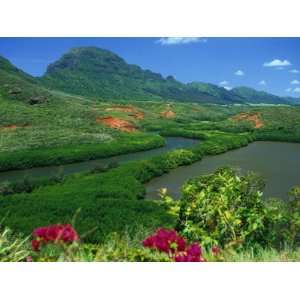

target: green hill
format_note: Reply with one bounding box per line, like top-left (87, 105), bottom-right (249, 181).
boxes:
top-left (40, 47), bottom-right (240, 104)
top-left (1, 49), bottom-right (299, 105)
top-left (0, 56), bottom-right (51, 105)
top-left (187, 82), bottom-right (244, 103)
top-left (231, 86), bottom-right (291, 105)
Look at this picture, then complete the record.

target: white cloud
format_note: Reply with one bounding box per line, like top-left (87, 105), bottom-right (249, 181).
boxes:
top-left (289, 69), bottom-right (300, 74)
top-left (234, 70), bottom-right (244, 76)
top-left (258, 80), bottom-right (267, 86)
top-left (219, 80), bottom-right (229, 86)
top-left (286, 87), bottom-right (300, 93)
top-left (263, 59), bottom-right (291, 67)
top-left (294, 87), bottom-right (300, 93)
top-left (223, 86), bottom-right (232, 91)
top-left (156, 37), bottom-right (207, 45)
top-left (291, 80), bottom-right (300, 85)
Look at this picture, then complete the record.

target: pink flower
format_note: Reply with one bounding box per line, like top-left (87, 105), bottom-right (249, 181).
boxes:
top-left (142, 228), bottom-right (206, 262)
top-left (31, 224), bottom-right (79, 251)
top-left (174, 243), bottom-right (204, 262)
top-left (142, 228), bottom-right (186, 254)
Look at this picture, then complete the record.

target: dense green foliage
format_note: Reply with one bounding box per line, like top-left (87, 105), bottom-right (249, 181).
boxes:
top-left (0, 133), bottom-right (164, 171)
top-left (0, 131), bottom-right (252, 243)
top-left (40, 47), bottom-right (241, 104)
top-left (1, 49), bottom-right (300, 261)
top-left (162, 167), bottom-right (299, 251)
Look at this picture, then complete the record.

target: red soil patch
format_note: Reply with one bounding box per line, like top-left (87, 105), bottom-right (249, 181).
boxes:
top-left (231, 112), bottom-right (264, 129)
top-left (96, 116), bottom-right (137, 132)
top-left (105, 105), bottom-right (145, 120)
top-left (160, 110), bottom-right (176, 119)
top-left (0, 124), bottom-right (30, 131)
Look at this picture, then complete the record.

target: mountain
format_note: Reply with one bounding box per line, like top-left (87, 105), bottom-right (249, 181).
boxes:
top-left (187, 82), bottom-right (244, 103)
top-left (1, 49), bottom-right (299, 105)
top-left (0, 56), bottom-right (50, 104)
top-left (40, 47), bottom-right (240, 104)
top-left (231, 86), bottom-right (291, 105)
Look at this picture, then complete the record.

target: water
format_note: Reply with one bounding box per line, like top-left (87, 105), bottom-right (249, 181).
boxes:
top-left (145, 141), bottom-right (300, 200)
top-left (0, 137), bottom-right (199, 182)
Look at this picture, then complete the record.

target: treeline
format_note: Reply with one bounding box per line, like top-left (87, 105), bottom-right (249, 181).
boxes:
top-left (255, 129), bottom-right (300, 143)
top-left (0, 133), bottom-right (165, 171)
top-left (0, 130), bottom-right (253, 243)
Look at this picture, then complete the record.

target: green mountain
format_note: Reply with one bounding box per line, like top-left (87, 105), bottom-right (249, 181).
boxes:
top-left (40, 47), bottom-right (239, 104)
top-left (187, 82), bottom-right (244, 103)
top-left (231, 86), bottom-right (291, 105)
top-left (0, 56), bottom-right (50, 104)
top-left (1, 49), bottom-right (299, 105)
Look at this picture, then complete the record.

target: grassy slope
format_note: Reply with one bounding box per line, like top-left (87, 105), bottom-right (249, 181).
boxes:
top-left (1, 89), bottom-right (300, 259)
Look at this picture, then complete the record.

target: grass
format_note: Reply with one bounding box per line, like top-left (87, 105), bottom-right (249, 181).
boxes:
top-left (220, 247), bottom-right (300, 262)
top-left (1, 89), bottom-right (300, 261)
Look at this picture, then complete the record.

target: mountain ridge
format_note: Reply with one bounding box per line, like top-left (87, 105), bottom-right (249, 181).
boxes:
top-left (1, 47), bottom-right (299, 105)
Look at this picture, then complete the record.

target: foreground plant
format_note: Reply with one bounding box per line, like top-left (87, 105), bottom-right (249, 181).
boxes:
top-left (142, 228), bottom-right (206, 262)
top-left (162, 167), bottom-right (300, 251)
top-left (0, 226), bottom-right (30, 262)
top-left (31, 224), bottom-right (79, 252)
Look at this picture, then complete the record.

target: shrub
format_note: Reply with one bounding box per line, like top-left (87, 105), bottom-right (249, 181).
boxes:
top-left (163, 167), bottom-right (298, 250)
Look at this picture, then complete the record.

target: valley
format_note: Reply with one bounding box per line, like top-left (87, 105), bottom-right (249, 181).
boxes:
top-left (0, 46), bottom-right (300, 262)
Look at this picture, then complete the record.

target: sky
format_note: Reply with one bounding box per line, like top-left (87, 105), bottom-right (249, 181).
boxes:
top-left (0, 37), bottom-right (300, 97)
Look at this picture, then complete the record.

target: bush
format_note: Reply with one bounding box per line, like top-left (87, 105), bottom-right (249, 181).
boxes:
top-left (163, 167), bottom-right (299, 250)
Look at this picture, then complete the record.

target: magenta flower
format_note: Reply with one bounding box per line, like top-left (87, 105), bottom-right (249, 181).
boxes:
top-left (31, 224), bottom-right (79, 251)
top-left (143, 228), bottom-right (206, 262)
top-left (142, 228), bottom-right (186, 254)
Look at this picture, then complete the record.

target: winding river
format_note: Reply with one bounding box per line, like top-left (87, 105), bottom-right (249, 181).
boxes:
top-left (0, 137), bottom-right (199, 182)
top-left (1, 137), bottom-right (300, 200)
top-left (145, 141), bottom-right (300, 200)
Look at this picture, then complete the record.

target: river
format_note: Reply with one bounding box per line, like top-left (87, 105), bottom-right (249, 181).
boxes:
top-left (145, 141), bottom-right (300, 200)
top-left (0, 137), bottom-right (199, 182)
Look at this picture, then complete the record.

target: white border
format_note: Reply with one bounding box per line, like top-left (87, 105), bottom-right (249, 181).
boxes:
top-left (0, 0), bottom-right (300, 36)
top-left (0, 0), bottom-right (299, 299)
top-left (0, 262), bottom-right (300, 299)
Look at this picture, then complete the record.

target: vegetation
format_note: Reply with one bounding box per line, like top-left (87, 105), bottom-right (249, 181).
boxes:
top-left (0, 132), bottom-right (164, 171)
top-left (1, 49), bottom-right (300, 262)
top-left (39, 47), bottom-right (300, 105)
top-left (40, 47), bottom-right (243, 104)
top-left (162, 167), bottom-right (299, 250)
top-left (231, 86), bottom-right (291, 105)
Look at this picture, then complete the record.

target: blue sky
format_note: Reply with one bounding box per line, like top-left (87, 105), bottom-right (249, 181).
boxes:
top-left (0, 37), bottom-right (300, 97)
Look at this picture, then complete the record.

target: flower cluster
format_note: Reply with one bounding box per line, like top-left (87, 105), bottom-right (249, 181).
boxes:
top-left (143, 228), bottom-right (186, 254)
top-left (143, 228), bottom-right (206, 262)
top-left (31, 224), bottom-right (79, 251)
top-left (175, 243), bottom-right (205, 262)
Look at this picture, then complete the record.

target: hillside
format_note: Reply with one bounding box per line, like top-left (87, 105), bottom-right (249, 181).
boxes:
top-left (1, 49), bottom-right (299, 105)
top-left (0, 56), bottom-right (51, 105)
top-left (187, 82), bottom-right (244, 103)
top-left (40, 47), bottom-right (240, 104)
top-left (231, 86), bottom-right (291, 105)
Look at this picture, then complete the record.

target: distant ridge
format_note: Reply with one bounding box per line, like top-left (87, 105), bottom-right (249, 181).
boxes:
top-left (1, 47), bottom-right (299, 105)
